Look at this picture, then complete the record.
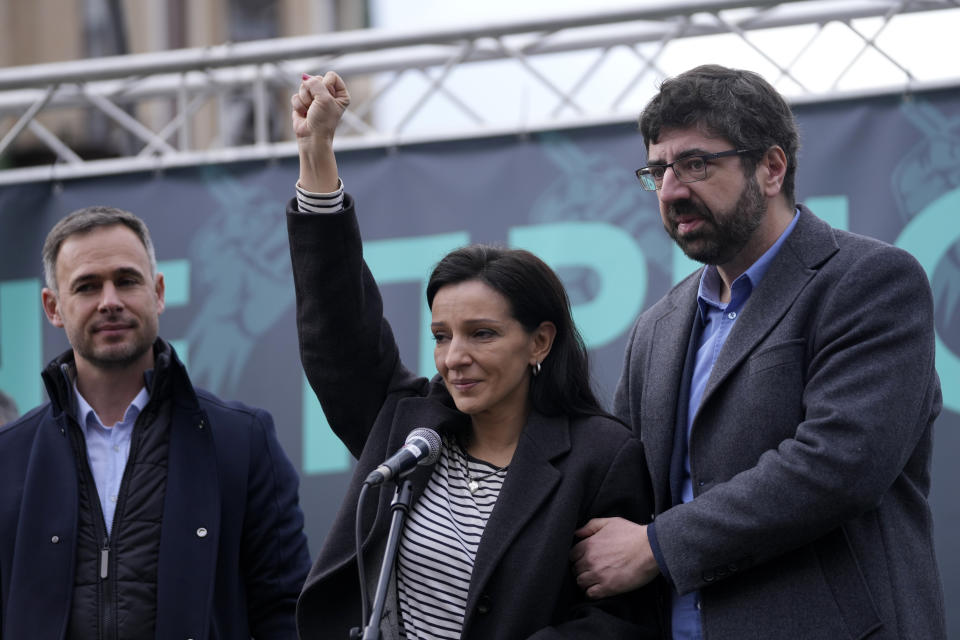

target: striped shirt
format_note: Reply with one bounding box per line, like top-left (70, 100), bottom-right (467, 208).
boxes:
top-left (396, 440), bottom-right (507, 639)
top-left (296, 179), bottom-right (344, 213)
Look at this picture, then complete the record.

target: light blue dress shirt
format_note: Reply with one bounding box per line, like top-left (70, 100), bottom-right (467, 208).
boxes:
top-left (668, 210), bottom-right (800, 639)
top-left (74, 383), bottom-right (150, 536)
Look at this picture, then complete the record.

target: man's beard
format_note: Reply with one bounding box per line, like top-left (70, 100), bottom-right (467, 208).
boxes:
top-left (73, 316), bottom-right (156, 371)
top-left (666, 175), bottom-right (767, 265)
top-left (81, 339), bottom-right (153, 370)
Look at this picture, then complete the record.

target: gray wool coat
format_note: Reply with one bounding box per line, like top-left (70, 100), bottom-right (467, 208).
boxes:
top-left (614, 205), bottom-right (945, 639)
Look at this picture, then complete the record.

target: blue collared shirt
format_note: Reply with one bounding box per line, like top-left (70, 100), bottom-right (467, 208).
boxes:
top-left (74, 383), bottom-right (150, 536)
top-left (667, 209), bottom-right (800, 639)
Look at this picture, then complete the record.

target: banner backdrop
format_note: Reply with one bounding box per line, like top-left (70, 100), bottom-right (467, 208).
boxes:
top-left (1, 86), bottom-right (958, 632)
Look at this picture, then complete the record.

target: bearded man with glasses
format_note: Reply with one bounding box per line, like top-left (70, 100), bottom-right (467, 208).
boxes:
top-left (570, 64), bottom-right (946, 640)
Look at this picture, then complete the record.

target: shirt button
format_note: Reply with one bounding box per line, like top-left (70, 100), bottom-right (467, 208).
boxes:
top-left (727, 311), bottom-right (737, 319)
top-left (113, 444), bottom-right (120, 452)
top-left (110, 495), bottom-right (118, 503)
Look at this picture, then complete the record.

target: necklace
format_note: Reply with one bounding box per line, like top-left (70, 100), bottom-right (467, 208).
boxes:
top-left (456, 446), bottom-right (508, 494)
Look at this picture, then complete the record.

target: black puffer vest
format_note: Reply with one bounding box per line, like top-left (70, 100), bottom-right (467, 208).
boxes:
top-left (42, 342), bottom-right (178, 640)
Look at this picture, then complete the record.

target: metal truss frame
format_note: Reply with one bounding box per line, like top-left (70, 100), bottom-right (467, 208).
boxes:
top-left (0, 0), bottom-right (957, 185)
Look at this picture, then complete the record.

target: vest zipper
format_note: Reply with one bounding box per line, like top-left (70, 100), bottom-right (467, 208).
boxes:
top-left (65, 383), bottom-right (156, 640)
top-left (100, 409), bottom-right (148, 640)
top-left (100, 534), bottom-right (116, 640)
top-left (100, 538), bottom-right (110, 579)
top-left (66, 418), bottom-right (117, 640)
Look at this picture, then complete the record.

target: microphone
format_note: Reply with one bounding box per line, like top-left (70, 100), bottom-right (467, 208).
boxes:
top-left (364, 428), bottom-right (442, 486)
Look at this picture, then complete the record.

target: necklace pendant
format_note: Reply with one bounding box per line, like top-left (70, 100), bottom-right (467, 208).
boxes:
top-left (468, 479), bottom-right (480, 494)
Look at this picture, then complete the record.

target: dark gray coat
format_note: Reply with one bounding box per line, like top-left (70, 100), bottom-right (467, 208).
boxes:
top-left (615, 205), bottom-right (945, 639)
top-left (287, 197), bottom-right (662, 639)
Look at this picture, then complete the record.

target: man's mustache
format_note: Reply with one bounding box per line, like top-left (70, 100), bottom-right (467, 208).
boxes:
top-left (668, 200), bottom-right (713, 224)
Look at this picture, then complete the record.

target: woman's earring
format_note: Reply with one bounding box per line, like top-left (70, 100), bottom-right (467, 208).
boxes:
top-left (532, 361), bottom-right (542, 377)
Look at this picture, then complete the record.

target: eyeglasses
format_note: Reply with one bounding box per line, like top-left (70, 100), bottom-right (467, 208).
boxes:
top-left (635, 149), bottom-right (754, 191)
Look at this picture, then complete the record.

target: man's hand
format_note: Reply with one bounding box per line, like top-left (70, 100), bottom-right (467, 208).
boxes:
top-left (291, 71), bottom-right (350, 192)
top-left (570, 517), bottom-right (660, 598)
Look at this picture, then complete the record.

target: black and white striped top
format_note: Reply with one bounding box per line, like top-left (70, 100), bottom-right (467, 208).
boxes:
top-left (296, 180), bottom-right (344, 213)
top-left (396, 440), bottom-right (507, 639)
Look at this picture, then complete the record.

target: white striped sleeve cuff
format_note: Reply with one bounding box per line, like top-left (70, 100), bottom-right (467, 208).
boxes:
top-left (295, 178), bottom-right (345, 214)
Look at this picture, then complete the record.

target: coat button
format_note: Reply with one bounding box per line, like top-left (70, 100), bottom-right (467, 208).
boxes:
top-left (196, 527), bottom-right (208, 538)
top-left (477, 593), bottom-right (492, 614)
top-left (702, 570), bottom-right (715, 583)
top-left (51, 535), bottom-right (60, 544)
top-left (197, 419), bottom-right (205, 429)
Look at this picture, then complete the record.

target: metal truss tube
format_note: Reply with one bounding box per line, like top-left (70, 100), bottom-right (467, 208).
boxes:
top-left (0, 2), bottom-right (948, 115)
top-left (83, 91), bottom-right (178, 154)
top-left (0, 0), bottom-right (793, 92)
top-left (0, 0), bottom-right (957, 185)
top-left (27, 120), bottom-right (83, 164)
top-left (0, 71), bottom-right (958, 188)
top-left (0, 85), bottom-right (57, 157)
top-left (394, 42), bottom-right (483, 135)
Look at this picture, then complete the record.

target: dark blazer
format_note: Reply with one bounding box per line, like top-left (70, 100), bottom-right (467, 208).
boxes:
top-left (615, 205), bottom-right (945, 639)
top-left (287, 197), bottom-right (661, 639)
top-left (0, 340), bottom-right (311, 640)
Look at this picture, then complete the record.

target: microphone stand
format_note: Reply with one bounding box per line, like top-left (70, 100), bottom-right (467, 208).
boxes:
top-left (360, 478), bottom-right (414, 640)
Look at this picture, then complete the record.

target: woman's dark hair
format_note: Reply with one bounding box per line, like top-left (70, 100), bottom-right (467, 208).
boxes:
top-left (639, 64), bottom-right (800, 208)
top-left (426, 244), bottom-right (604, 418)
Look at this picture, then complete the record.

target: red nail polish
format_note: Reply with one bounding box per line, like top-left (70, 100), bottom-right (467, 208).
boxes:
top-left (302, 73), bottom-right (310, 80)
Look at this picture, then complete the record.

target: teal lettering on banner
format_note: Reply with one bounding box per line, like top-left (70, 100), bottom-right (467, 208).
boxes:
top-left (806, 196), bottom-right (850, 231)
top-left (673, 245), bottom-right (701, 285)
top-left (510, 222), bottom-right (646, 349)
top-left (302, 375), bottom-right (351, 474)
top-left (0, 278), bottom-right (42, 414)
top-left (366, 232), bottom-right (471, 377)
top-left (895, 188), bottom-right (960, 413)
top-left (301, 231), bottom-right (469, 475)
top-left (159, 259), bottom-right (191, 368)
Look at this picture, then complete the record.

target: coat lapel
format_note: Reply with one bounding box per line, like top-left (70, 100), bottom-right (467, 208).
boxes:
top-left (370, 395), bottom-right (467, 542)
top-left (306, 394), bottom-right (465, 590)
top-left (463, 412), bottom-right (567, 626)
top-left (6, 416), bottom-right (78, 640)
top-left (698, 207), bottom-right (839, 413)
top-left (640, 274), bottom-right (701, 508)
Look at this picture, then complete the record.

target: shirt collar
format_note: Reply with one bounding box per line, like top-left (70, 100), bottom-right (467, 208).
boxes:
top-left (697, 207), bottom-right (801, 317)
top-left (74, 377), bottom-right (151, 433)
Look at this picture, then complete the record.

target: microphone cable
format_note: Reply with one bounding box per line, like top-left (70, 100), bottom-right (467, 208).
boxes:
top-left (355, 482), bottom-right (371, 633)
